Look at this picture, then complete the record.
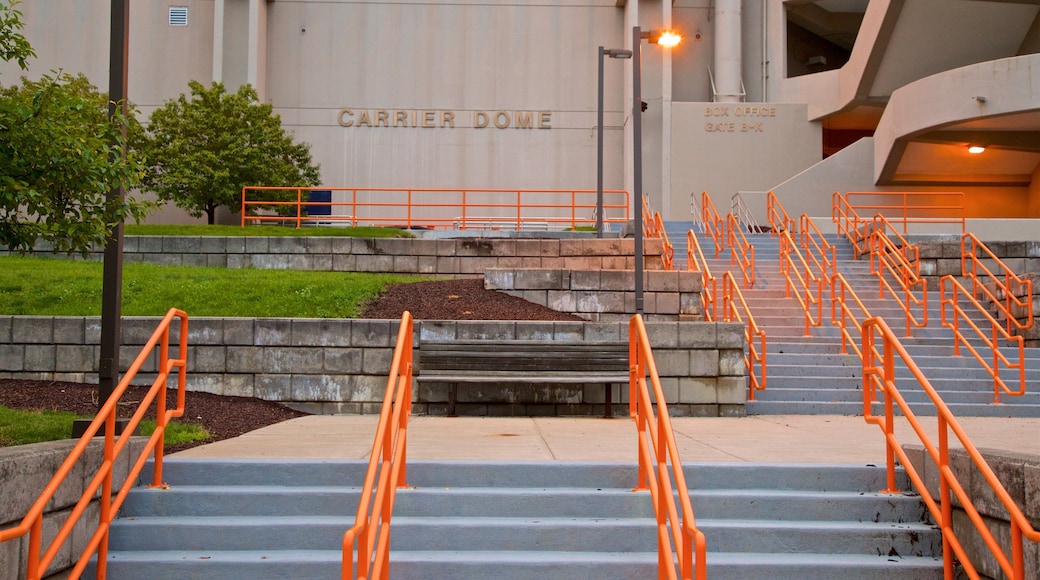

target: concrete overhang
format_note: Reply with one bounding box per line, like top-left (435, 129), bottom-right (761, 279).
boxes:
top-left (873, 54), bottom-right (1040, 187)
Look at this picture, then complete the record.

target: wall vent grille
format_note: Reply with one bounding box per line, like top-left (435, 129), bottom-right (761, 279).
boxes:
top-left (169, 6), bottom-right (188, 26)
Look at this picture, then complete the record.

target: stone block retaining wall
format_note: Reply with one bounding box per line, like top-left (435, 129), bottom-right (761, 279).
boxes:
top-left (484, 269), bottom-right (703, 321)
top-left (12, 236), bottom-right (665, 274)
top-left (902, 444), bottom-right (1040, 579)
top-left (0, 438), bottom-right (148, 579)
top-left (0, 317), bottom-right (745, 417)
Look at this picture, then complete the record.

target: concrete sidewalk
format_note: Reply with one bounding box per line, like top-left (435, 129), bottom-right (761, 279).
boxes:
top-left (172, 414), bottom-right (1040, 464)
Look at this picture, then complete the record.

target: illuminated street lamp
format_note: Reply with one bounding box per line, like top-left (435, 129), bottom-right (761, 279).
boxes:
top-left (632, 26), bottom-right (681, 313)
top-left (597, 47), bottom-right (631, 238)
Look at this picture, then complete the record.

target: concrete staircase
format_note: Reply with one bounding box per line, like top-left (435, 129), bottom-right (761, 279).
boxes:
top-left (93, 458), bottom-right (941, 579)
top-left (686, 229), bottom-right (1040, 417)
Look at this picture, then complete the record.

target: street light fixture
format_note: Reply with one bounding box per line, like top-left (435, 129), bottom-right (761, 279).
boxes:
top-left (597, 46), bottom-right (631, 238)
top-left (632, 26), bottom-right (681, 314)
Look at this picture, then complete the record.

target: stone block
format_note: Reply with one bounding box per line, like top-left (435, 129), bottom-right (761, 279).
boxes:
top-left (52, 318), bottom-right (85, 344)
top-left (226, 346), bottom-right (263, 373)
top-left (163, 236), bottom-right (202, 254)
top-left (0, 317), bottom-right (10, 342)
top-left (460, 256), bottom-right (499, 275)
top-left (192, 346), bottom-right (227, 373)
top-left (552, 323), bottom-right (584, 341)
top-left (483, 269), bottom-right (514, 290)
top-left (348, 374), bottom-right (388, 402)
top-left (291, 375), bottom-right (346, 401)
top-left (221, 374), bottom-right (256, 397)
top-left (515, 322), bottom-right (555, 340)
top-left (457, 321), bottom-right (516, 340)
top-left (325, 348), bottom-right (364, 373)
top-left (263, 347), bottom-right (323, 373)
top-left (656, 292), bottom-right (680, 315)
top-left (678, 377), bottom-right (717, 404)
top-left (292, 319), bottom-right (351, 347)
top-left (643, 322), bottom-right (678, 348)
top-left (54, 345), bottom-right (94, 372)
top-left (559, 239), bottom-right (584, 256)
top-left (362, 348), bottom-right (394, 374)
top-left (349, 320), bottom-right (393, 347)
top-left (255, 319), bottom-right (293, 346)
top-left (547, 290), bottom-right (575, 312)
top-left (12, 317), bottom-right (52, 343)
top-left (658, 377), bottom-right (679, 403)
top-left (570, 270), bottom-right (600, 290)
top-left (418, 381), bottom-right (450, 403)
top-left (678, 272), bottom-right (702, 292)
top-left (511, 269), bottom-right (559, 290)
top-left (716, 323), bottom-right (746, 348)
top-left (0, 345), bottom-right (25, 371)
top-left (584, 323), bottom-right (622, 341)
top-left (653, 349), bottom-right (690, 377)
top-left (971, 452), bottom-right (1025, 521)
top-left (181, 253), bottom-right (208, 267)
top-left (332, 254), bottom-right (358, 271)
top-left (355, 254), bottom-right (394, 272)
top-left (456, 239), bottom-right (496, 257)
top-left (416, 256), bottom-right (438, 273)
top-left (575, 291), bottom-right (624, 313)
top-left (599, 270), bottom-right (631, 292)
top-left (185, 319), bottom-right (224, 346)
top-left (223, 319), bottom-right (255, 345)
top-left (223, 237), bottom-right (246, 253)
top-left (689, 349), bottom-right (720, 377)
top-left (514, 239), bottom-right (544, 257)
top-left (602, 256), bottom-right (628, 270)
top-left (716, 376), bottom-right (747, 405)
top-left (23, 345), bottom-right (56, 372)
top-left (718, 404), bottom-right (745, 417)
top-left (719, 349), bottom-right (746, 376)
top-left (255, 374), bottom-right (293, 400)
top-left (677, 323), bottom-right (716, 348)
top-left (227, 254), bottom-right (249, 269)
top-left (418, 321), bottom-right (456, 341)
top-left (647, 271), bottom-right (679, 292)
top-left (393, 255), bottom-right (419, 273)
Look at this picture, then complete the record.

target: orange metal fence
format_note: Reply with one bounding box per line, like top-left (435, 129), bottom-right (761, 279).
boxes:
top-left (870, 219), bottom-right (928, 336)
top-left (831, 273), bottom-right (874, 359)
top-left (940, 276), bottom-right (1026, 403)
top-left (342, 312), bottom-right (414, 580)
top-left (845, 191), bottom-right (965, 234)
top-left (779, 230), bottom-right (824, 335)
top-left (861, 317), bottom-right (1040, 579)
top-left (766, 190), bottom-right (795, 235)
top-left (241, 187), bottom-right (630, 231)
top-left (722, 272), bottom-right (767, 398)
top-left (0, 308), bottom-right (189, 580)
top-left (643, 196), bottom-right (674, 271)
top-left (726, 213), bottom-right (755, 289)
top-left (962, 233), bottom-right (1034, 334)
top-left (628, 315), bottom-right (707, 580)
top-left (686, 230), bottom-right (717, 321)
top-left (701, 191), bottom-right (725, 258)
top-left (798, 214), bottom-right (837, 292)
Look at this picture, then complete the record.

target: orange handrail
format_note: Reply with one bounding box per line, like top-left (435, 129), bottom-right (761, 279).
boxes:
top-left (701, 191), bottom-right (725, 258)
top-left (845, 191), bottom-right (965, 234)
top-left (779, 230), bottom-right (824, 335)
top-left (830, 273), bottom-right (875, 359)
top-left (940, 276), bottom-right (1026, 403)
top-left (766, 190), bottom-right (795, 236)
top-left (798, 214), bottom-right (837, 291)
top-left (342, 312), bottom-right (414, 580)
top-left (641, 196), bottom-right (674, 270)
top-left (0, 308), bottom-right (189, 580)
top-left (241, 187), bottom-right (630, 231)
top-left (832, 191), bottom-right (875, 259)
top-left (686, 230), bottom-right (717, 321)
top-left (721, 271), bottom-right (767, 398)
top-left (962, 233), bottom-right (1034, 333)
top-left (726, 213), bottom-right (755, 289)
top-left (870, 220), bottom-right (928, 336)
top-left (861, 317), bottom-right (1040, 579)
top-left (628, 315), bottom-right (707, 580)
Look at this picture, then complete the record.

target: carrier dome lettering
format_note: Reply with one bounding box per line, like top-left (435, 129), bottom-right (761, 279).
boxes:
top-left (337, 109), bottom-right (552, 129)
top-left (703, 105), bottom-right (774, 133)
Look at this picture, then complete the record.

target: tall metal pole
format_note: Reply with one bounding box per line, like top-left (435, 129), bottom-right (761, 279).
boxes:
top-left (596, 46), bottom-right (605, 238)
top-left (632, 26), bottom-right (644, 314)
top-left (99, 0), bottom-right (130, 407)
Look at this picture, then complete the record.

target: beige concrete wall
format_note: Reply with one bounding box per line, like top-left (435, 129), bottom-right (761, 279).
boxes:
top-left (670, 102), bottom-right (821, 221)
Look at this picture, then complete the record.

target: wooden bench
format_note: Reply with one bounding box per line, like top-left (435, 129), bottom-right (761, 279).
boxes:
top-left (416, 340), bottom-right (630, 417)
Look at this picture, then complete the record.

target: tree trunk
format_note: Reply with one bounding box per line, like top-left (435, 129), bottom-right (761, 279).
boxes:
top-left (206, 205), bottom-right (216, 225)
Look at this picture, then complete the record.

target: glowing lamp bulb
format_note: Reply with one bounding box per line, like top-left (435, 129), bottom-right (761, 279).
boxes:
top-left (968, 145), bottom-right (986, 154)
top-left (656, 31), bottom-right (682, 47)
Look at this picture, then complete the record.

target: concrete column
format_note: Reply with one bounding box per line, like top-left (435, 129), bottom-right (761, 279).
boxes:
top-left (212, 0), bottom-right (224, 82)
top-left (247, 0), bottom-right (268, 100)
top-left (714, 0), bottom-right (743, 102)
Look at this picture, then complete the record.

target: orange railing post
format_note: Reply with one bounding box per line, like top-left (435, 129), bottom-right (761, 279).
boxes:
top-left (0, 309), bottom-right (189, 580)
top-left (962, 232), bottom-right (1034, 334)
top-left (721, 271), bottom-right (767, 398)
top-left (861, 317), bottom-right (1040, 579)
top-left (686, 230), bottom-right (717, 321)
top-left (629, 315), bottom-right (706, 580)
top-left (342, 312), bottom-right (414, 580)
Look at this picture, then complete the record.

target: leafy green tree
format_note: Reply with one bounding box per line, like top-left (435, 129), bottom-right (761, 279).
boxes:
top-left (137, 81), bottom-right (321, 224)
top-left (0, 0), bottom-right (150, 254)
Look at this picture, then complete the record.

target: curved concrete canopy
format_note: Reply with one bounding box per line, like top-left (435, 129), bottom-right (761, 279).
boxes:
top-left (874, 54), bottom-right (1040, 186)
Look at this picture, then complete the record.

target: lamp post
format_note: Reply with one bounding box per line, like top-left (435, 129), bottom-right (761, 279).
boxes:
top-left (631, 26), bottom-right (680, 314)
top-left (597, 46), bottom-right (631, 238)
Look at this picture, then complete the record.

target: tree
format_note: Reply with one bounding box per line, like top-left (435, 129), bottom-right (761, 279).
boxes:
top-left (0, 0), bottom-right (151, 254)
top-left (137, 81), bottom-right (321, 224)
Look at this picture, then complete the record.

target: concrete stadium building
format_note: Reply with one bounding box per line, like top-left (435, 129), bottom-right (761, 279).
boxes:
top-left (3, 0), bottom-right (1039, 234)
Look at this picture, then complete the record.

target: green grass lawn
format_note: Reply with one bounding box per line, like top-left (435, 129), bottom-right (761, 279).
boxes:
top-left (0, 405), bottom-right (209, 447)
top-left (0, 256), bottom-right (425, 317)
top-left (125, 224), bottom-right (414, 238)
